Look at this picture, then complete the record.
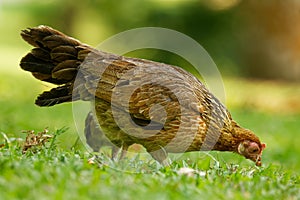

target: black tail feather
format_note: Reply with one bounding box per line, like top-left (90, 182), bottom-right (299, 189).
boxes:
top-left (20, 25), bottom-right (91, 106)
top-left (35, 84), bottom-right (79, 106)
top-left (20, 52), bottom-right (55, 74)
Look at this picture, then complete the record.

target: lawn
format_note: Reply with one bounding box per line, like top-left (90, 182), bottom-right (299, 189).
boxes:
top-left (0, 70), bottom-right (299, 199)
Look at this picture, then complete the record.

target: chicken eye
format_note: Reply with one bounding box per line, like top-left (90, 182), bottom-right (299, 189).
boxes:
top-left (249, 147), bottom-right (259, 154)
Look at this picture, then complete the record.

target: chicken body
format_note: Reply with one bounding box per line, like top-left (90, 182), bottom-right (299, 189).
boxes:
top-left (20, 26), bottom-right (265, 166)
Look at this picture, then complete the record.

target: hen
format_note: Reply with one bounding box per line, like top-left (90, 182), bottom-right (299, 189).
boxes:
top-left (20, 25), bottom-right (266, 166)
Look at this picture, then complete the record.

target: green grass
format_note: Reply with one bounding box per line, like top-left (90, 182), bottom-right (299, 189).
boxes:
top-left (0, 72), bottom-right (299, 200)
top-left (0, 130), bottom-right (299, 200)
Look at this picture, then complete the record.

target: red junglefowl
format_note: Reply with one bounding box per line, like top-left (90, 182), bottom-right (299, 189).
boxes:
top-left (20, 25), bottom-right (266, 166)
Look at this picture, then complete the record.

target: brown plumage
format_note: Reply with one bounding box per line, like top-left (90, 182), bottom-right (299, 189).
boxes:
top-left (84, 111), bottom-right (127, 160)
top-left (20, 25), bottom-right (266, 166)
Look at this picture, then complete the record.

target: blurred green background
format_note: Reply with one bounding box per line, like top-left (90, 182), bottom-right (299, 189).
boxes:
top-left (2, 0), bottom-right (300, 80)
top-left (0, 0), bottom-right (300, 169)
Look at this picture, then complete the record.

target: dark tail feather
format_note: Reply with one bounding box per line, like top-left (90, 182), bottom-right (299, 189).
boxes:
top-left (20, 25), bottom-right (81, 50)
top-left (20, 25), bottom-right (92, 106)
top-left (35, 84), bottom-right (81, 106)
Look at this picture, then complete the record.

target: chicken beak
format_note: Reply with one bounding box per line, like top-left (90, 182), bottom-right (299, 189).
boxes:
top-left (255, 143), bottom-right (266, 166)
top-left (255, 155), bottom-right (262, 166)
